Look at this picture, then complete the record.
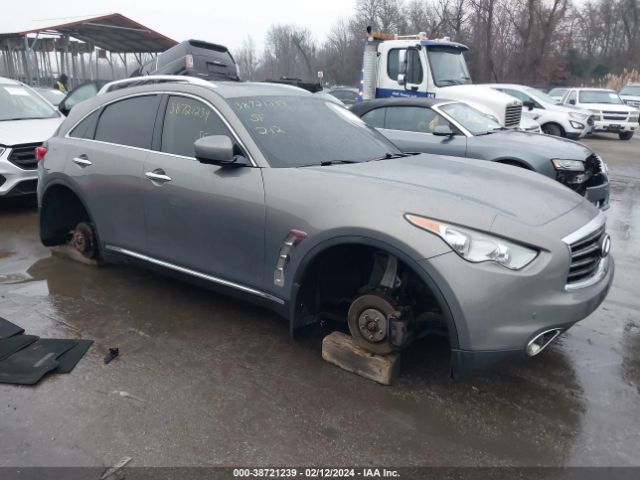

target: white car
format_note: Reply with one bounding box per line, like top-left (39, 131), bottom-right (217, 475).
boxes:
top-left (548, 87), bottom-right (569, 103)
top-left (486, 83), bottom-right (593, 139)
top-left (561, 87), bottom-right (639, 140)
top-left (0, 77), bottom-right (64, 198)
top-left (619, 83), bottom-right (640, 109)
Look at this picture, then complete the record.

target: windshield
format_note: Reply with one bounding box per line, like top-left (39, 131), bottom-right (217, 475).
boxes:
top-left (548, 88), bottom-right (567, 97)
top-left (439, 102), bottom-right (503, 135)
top-left (0, 84), bottom-right (59, 121)
top-left (230, 96), bottom-right (401, 167)
top-left (525, 87), bottom-right (557, 105)
top-left (579, 90), bottom-right (623, 104)
top-left (427, 46), bottom-right (471, 86)
top-left (35, 88), bottom-right (66, 106)
top-left (620, 85), bottom-right (640, 96)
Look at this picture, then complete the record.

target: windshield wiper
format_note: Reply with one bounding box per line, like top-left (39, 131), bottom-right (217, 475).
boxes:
top-left (0, 116), bottom-right (50, 121)
top-left (319, 159), bottom-right (359, 166)
top-left (371, 152), bottom-right (411, 161)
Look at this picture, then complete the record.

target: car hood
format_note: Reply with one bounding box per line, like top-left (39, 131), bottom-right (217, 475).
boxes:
top-left (0, 117), bottom-right (63, 146)
top-left (471, 129), bottom-right (593, 160)
top-left (582, 103), bottom-right (635, 112)
top-left (545, 103), bottom-right (592, 116)
top-left (302, 154), bottom-right (586, 229)
top-left (437, 85), bottom-right (521, 112)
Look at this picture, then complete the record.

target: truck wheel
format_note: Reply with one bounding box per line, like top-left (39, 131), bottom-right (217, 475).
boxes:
top-left (541, 123), bottom-right (563, 137)
top-left (69, 222), bottom-right (98, 259)
top-left (618, 131), bottom-right (634, 140)
top-left (347, 292), bottom-right (399, 355)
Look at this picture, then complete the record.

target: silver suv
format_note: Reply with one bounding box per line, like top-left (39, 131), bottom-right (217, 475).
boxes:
top-left (37, 78), bottom-right (614, 377)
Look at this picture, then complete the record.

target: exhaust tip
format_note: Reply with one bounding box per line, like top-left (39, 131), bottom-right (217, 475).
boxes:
top-left (526, 329), bottom-right (563, 357)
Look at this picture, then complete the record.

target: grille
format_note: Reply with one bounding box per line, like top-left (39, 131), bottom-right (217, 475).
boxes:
top-left (567, 226), bottom-right (605, 285)
top-left (504, 104), bottom-right (522, 127)
top-left (7, 143), bottom-right (41, 170)
top-left (602, 111), bottom-right (628, 121)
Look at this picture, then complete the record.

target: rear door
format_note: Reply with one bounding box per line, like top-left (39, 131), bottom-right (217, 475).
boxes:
top-left (65, 94), bottom-right (161, 252)
top-left (142, 94), bottom-right (265, 288)
top-left (363, 105), bottom-right (467, 156)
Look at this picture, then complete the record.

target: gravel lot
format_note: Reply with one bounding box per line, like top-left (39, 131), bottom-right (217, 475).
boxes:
top-left (0, 133), bottom-right (638, 468)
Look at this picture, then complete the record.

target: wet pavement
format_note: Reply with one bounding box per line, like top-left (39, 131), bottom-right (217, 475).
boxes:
top-left (0, 134), bottom-right (639, 468)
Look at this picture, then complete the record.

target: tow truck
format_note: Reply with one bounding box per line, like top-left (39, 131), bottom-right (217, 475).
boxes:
top-left (358, 28), bottom-right (524, 129)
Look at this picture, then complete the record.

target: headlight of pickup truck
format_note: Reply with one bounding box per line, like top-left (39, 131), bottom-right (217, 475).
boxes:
top-left (405, 214), bottom-right (538, 270)
top-left (551, 159), bottom-right (585, 171)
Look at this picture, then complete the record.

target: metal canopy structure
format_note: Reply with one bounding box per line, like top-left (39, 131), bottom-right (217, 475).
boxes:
top-left (0, 13), bottom-right (178, 87)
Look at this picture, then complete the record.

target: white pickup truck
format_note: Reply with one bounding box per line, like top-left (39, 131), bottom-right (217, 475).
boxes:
top-left (358, 29), bottom-right (524, 129)
top-left (561, 88), bottom-right (639, 140)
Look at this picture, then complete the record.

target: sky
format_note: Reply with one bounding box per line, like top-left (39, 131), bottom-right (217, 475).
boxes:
top-left (2, 0), bottom-right (359, 52)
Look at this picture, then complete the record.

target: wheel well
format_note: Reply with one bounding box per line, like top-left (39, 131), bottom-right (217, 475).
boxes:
top-left (40, 185), bottom-right (91, 246)
top-left (293, 243), bottom-right (448, 340)
top-left (541, 122), bottom-right (565, 136)
top-left (496, 159), bottom-right (531, 169)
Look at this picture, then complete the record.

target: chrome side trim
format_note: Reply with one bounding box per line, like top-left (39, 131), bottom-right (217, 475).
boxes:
top-left (105, 245), bottom-right (284, 305)
top-left (562, 212), bottom-right (606, 246)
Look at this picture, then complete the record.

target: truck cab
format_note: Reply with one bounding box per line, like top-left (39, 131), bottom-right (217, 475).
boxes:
top-left (360, 30), bottom-right (523, 128)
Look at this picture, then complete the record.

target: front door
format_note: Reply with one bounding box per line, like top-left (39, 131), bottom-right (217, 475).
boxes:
top-left (142, 94), bottom-right (265, 289)
top-left (374, 105), bottom-right (468, 157)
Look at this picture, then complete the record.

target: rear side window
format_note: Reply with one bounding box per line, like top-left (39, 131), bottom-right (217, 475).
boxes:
top-left (385, 106), bottom-right (438, 133)
top-left (69, 110), bottom-right (99, 139)
top-left (94, 95), bottom-right (160, 149)
top-left (161, 95), bottom-right (231, 157)
top-left (361, 108), bottom-right (387, 128)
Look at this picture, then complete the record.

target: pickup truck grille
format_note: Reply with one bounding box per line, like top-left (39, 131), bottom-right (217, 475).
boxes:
top-left (567, 226), bottom-right (605, 285)
top-left (602, 111), bottom-right (628, 121)
top-left (504, 104), bottom-right (522, 127)
top-left (7, 143), bottom-right (41, 170)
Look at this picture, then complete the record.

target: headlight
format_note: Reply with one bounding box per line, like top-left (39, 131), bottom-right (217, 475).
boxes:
top-left (552, 159), bottom-right (585, 171)
top-left (568, 112), bottom-right (587, 120)
top-left (405, 214), bottom-right (538, 270)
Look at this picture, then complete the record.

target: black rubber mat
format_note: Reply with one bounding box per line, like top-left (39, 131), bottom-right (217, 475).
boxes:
top-left (0, 334), bottom-right (39, 361)
top-left (54, 339), bottom-right (93, 374)
top-left (0, 339), bottom-right (78, 385)
top-left (0, 317), bottom-right (24, 339)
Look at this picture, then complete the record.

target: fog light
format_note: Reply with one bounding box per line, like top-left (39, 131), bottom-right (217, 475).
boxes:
top-left (527, 342), bottom-right (542, 356)
top-left (526, 329), bottom-right (563, 357)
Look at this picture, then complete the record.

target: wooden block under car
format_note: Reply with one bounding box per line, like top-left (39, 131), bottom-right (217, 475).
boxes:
top-left (322, 331), bottom-right (401, 385)
top-left (50, 245), bottom-right (98, 266)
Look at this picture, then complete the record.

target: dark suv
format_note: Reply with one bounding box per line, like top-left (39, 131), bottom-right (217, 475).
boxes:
top-left (132, 39), bottom-right (239, 81)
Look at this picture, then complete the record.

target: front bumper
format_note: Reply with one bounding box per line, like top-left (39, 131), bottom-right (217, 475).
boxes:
top-left (419, 245), bottom-right (614, 377)
top-left (585, 181), bottom-right (610, 210)
top-left (592, 120), bottom-right (637, 133)
top-left (0, 153), bottom-right (38, 197)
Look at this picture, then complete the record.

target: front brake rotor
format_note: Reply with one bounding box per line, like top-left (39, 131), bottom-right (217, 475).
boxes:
top-left (70, 222), bottom-right (96, 259)
top-left (347, 293), bottom-right (398, 355)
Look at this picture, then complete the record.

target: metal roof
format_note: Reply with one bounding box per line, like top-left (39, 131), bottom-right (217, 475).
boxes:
top-left (0, 13), bottom-right (177, 53)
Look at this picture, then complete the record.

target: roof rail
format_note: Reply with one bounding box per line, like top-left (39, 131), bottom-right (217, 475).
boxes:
top-left (98, 75), bottom-right (215, 95)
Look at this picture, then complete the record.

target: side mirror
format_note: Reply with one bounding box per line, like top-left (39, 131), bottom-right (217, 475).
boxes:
top-left (58, 100), bottom-right (70, 116)
top-left (194, 135), bottom-right (248, 166)
top-left (523, 100), bottom-right (535, 111)
top-left (568, 99), bottom-right (576, 105)
top-left (433, 125), bottom-right (455, 137)
top-left (397, 50), bottom-right (407, 86)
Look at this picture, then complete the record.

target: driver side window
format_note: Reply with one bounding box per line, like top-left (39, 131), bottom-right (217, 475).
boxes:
top-left (384, 106), bottom-right (449, 133)
top-left (161, 95), bottom-right (232, 158)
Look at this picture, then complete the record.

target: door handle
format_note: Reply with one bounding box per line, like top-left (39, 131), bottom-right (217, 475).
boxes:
top-left (145, 169), bottom-right (172, 184)
top-left (72, 155), bottom-right (92, 167)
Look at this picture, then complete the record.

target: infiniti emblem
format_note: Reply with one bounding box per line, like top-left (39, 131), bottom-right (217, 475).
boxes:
top-left (601, 234), bottom-right (611, 258)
